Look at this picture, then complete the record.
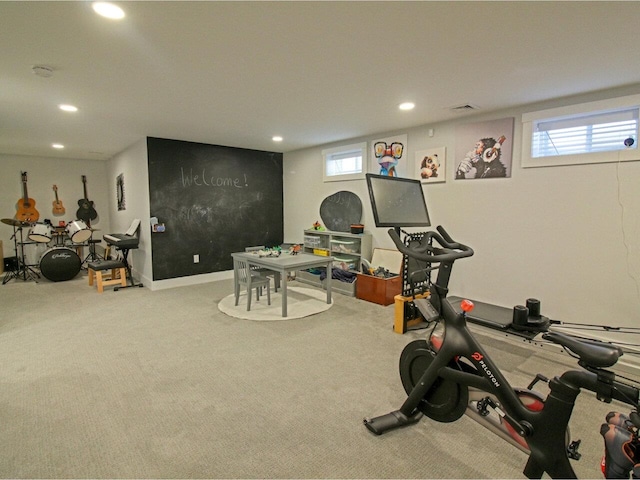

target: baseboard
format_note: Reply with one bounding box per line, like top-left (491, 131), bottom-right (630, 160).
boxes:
top-left (143, 270), bottom-right (234, 291)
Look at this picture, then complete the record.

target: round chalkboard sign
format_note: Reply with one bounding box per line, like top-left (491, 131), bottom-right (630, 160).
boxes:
top-left (320, 191), bottom-right (362, 232)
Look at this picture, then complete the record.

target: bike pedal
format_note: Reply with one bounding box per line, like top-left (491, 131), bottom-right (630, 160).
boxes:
top-left (475, 397), bottom-right (491, 416)
top-left (567, 439), bottom-right (582, 460)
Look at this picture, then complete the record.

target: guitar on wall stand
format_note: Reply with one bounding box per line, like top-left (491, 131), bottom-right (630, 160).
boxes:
top-left (77, 175), bottom-right (98, 225)
top-left (52, 184), bottom-right (65, 215)
top-left (16, 171), bottom-right (39, 223)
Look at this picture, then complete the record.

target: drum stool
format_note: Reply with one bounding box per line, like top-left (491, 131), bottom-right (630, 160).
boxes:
top-left (87, 260), bottom-right (127, 293)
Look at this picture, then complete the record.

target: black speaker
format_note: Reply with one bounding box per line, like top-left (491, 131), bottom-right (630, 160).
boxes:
top-left (3, 256), bottom-right (17, 271)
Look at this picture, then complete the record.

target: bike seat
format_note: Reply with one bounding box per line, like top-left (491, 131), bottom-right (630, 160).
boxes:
top-left (543, 332), bottom-right (623, 368)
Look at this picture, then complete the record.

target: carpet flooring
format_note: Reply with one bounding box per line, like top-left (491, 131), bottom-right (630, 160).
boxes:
top-left (0, 272), bottom-right (629, 478)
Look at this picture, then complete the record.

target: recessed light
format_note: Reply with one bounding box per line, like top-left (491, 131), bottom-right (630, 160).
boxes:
top-left (59, 104), bottom-right (78, 112)
top-left (52, 144), bottom-right (65, 149)
top-left (92, 2), bottom-right (125, 20)
top-left (272, 136), bottom-right (283, 142)
top-left (399, 102), bottom-right (415, 111)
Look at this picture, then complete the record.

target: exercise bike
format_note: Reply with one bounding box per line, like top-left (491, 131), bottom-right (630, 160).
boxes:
top-left (363, 226), bottom-right (640, 479)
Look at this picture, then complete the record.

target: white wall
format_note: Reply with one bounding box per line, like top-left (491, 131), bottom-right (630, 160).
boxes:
top-left (106, 139), bottom-right (151, 286)
top-left (284, 85), bottom-right (640, 343)
top-left (0, 153), bottom-right (110, 264)
top-left (5, 85), bottom-right (639, 336)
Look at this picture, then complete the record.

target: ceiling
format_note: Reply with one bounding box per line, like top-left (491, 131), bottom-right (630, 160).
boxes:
top-left (2, 1), bottom-right (640, 161)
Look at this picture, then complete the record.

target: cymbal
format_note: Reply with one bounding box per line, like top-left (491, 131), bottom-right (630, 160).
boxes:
top-left (1, 218), bottom-right (30, 227)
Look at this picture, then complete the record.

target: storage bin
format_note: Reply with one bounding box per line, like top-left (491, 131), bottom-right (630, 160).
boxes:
top-left (356, 248), bottom-right (403, 306)
top-left (330, 238), bottom-right (359, 254)
top-left (304, 235), bottom-right (321, 247)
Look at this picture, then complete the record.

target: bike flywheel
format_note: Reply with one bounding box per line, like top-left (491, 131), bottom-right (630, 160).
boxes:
top-left (399, 340), bottom-right (469, 423)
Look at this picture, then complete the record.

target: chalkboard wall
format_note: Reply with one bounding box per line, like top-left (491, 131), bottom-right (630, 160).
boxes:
top-left (147, 137), bottom-right (284, 281)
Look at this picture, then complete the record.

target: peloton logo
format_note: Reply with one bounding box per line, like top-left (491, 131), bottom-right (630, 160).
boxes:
top-left (472, 352), bottom-right (501, 387)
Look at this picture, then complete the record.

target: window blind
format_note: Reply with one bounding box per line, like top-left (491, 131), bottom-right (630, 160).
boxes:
top-left (532, 107), bottom-right (638, 157)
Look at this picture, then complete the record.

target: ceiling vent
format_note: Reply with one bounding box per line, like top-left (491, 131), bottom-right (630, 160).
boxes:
top-left (450, 104), bottom-right (479, 112)
top-left (32, 65), bottom-right (54, 78)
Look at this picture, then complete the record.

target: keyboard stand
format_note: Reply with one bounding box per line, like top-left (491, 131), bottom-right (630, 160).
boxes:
top-left (113, 247), bottom-right (143, 291)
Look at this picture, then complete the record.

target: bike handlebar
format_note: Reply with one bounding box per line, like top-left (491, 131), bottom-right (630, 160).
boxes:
top-left (388, 226), bottom-right (474, 263)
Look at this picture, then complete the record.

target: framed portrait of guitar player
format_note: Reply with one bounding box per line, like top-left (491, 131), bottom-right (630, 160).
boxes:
top-left (116, 173), bottom-right (125, 211)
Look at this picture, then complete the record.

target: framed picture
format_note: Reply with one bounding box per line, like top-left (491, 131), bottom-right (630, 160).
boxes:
top-left (370, 134), bottom-right (408, 177)
top-left (454, 117), bottom-right (514, 180)
top-left (415, 147), bottom-right (446, 184)
top-left (116, 173), bottom-right (126, 211)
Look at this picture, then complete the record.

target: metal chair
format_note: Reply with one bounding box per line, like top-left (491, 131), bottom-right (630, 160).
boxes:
top-left (234, 257), bottom-right (271, 311)
top-left (245, 246), bottom-right (281, 292)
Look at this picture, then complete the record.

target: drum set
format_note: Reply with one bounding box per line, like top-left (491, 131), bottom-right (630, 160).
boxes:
top-left (1, 218), bottom-right (101, 284)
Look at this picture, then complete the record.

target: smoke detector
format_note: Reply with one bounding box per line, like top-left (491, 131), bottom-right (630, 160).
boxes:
top-left (32, 65), bottom-right (54, 78)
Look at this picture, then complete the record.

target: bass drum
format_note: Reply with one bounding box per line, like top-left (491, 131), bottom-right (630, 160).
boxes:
top-left (39, 247), bottom-right (81, 282)
top-left (399, 339), bottom-right (469, 423)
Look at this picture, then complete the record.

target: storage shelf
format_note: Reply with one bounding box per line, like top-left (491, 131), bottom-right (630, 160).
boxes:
top-left (296, 270), bottom-right (357, 296)
top-left (300, 229), bottom-right (372, 296)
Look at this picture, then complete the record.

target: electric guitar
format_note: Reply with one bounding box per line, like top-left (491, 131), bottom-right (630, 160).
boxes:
top-left (76, 175), bottom-right (98, 223)
top-left (16, 171), bottom-right (39, 222)
top-left (52, 184), bottom-right (65, 215)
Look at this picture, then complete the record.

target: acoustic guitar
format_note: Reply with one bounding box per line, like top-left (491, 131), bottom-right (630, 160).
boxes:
top-left (16, 171), bottom-right (39, 222)
top-left (76, 175), bottom-right (98, 223)
top-left (52, 184), bottom-right (65, 215)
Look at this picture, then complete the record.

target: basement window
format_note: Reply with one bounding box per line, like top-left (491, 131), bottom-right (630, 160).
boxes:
top-left (522, 95), bottom-right (640, 168)
top-left (323, 142), bottom-right (367, 182)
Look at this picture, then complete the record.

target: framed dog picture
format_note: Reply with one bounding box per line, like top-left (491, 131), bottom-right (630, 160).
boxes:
top-left (415, 147), bottom-right (446, 184)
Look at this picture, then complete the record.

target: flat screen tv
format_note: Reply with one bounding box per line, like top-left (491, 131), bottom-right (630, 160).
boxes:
top-left (366, 173), bottom-right (431, 228)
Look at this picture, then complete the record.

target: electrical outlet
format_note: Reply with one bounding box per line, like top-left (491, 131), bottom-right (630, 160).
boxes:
top-left (193, 254), bottom-right (199, 263)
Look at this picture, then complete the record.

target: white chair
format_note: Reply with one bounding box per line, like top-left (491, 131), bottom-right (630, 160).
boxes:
top-left (234, 257), bottom-right (271, 311)
top-left (245, 246), bottom-right (281, 292)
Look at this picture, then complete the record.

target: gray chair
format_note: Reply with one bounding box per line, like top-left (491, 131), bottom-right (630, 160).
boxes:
top-left (245, 246), bottom-right (281, 292)
top-left (234, 257), bottom-right (271, 311)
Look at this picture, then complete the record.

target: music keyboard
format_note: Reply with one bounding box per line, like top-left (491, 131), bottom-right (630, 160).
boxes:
top-left (104, 233), bottom-right (139, 249)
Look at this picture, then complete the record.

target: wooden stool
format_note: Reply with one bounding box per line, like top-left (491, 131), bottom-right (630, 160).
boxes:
top-left (87, 260), bottom-right (127, 293)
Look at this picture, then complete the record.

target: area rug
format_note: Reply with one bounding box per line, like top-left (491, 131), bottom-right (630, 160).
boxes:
top-left (218, 286), bottom-right (333, 321)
